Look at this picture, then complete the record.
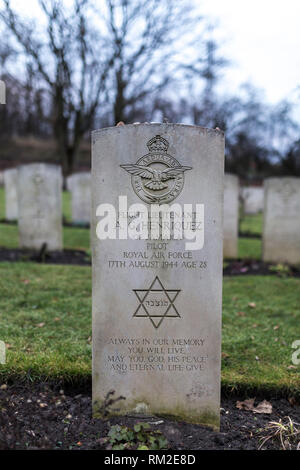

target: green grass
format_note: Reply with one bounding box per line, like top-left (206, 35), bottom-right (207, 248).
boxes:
top-left (240, 213), bottom-right (263, 236)
top-left (222, 275), bottom-right (300, 396)
top-left (238, 238), bottom-right (262, 260)
top-left (0, 223), bottom-right (90, 251)
top-left (63, 226), bottom-right (90, 251)
top-left (0, 263), bottom-right (299, 396)
top-left (0, 263), bottom-right (91, 383)
top-left (0, 224), bottom-right (18, 248)
top-left (62, 190), bottom-right (71, 223)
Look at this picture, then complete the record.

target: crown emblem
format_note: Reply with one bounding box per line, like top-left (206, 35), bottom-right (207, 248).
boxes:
top-left (147, 135), bottom-right (169, 153)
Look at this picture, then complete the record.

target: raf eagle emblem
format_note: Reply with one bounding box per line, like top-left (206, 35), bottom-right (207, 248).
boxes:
top-left (120, 135), bottom-right (192, 204)
top-left (120, 163), bottom-right (192, 191)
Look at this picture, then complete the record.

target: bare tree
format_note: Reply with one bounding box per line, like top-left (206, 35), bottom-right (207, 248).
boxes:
top-left (97, 0), bottom-right (203, 124)
top-left (0, 0), bottom-right (113, 175)
top-left (1, 0), bottom-right (205, 173)
top-left (183, 31), bottom-right (228, 128)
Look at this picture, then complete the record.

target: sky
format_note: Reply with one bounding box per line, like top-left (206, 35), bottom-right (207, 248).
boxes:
top-left (9, 0), bottom-right (300, 106)
top-left (200, 0), bottom-right (300, 104)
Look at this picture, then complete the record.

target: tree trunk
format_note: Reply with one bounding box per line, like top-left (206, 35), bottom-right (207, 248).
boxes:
top-left (113, 68), bottom-right (126, 124)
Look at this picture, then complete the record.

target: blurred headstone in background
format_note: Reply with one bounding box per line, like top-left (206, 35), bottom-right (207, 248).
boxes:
top-left (242, 186), bottom-right (264, 214)
top-left (66, 174), bottom-right (75, 192)
top-left (4, 168), bottom-right (18, 221)
top-left (18, 163), bottom-right (63, 251)
top-left (70, 172), bottom-right (91, 226)
top-left (263, 177), bottom-right (300, 264)
top-left (223, 174), bottom-right (239, 258)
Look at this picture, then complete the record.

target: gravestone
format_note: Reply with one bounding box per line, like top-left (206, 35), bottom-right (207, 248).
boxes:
top-left (0, 171), bottom-right (4, 186)
top-left (242, 186), bottom-right (264, 214)
top-left (263, 177), bottom-right (300, 264)
top-left (4, 168), bottom-right (18, 221)
top-left (66, 174), bottom-right (74, 192)
top-left (18, 163), bottom-right (63, 251)
top-left (223, 174), bottom-right (239, 258)
top-left (92, 123), bottom-right (224, 430)
top-left (70, 172), bottom-right (91, 225)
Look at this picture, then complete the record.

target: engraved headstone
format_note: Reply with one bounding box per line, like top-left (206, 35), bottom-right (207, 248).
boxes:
top-left (18, 163), bottom-right (63, 250)
top-left (263, 177), bottom-right (300, 264)
top-left (92, 123), bottom-right (224, 430)
top-left (70, 172), bottom-right (91, 225)
top-left (223, 174), bottom-right (239, 258)
top-left (4, 168), bottom-right (18, 221)
top-left (242, 186), bottom-right (264, 214)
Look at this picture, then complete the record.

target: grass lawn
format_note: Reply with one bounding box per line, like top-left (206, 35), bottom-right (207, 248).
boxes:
top-left (0, 223), bottom-right (90, 252)
top-left (240, 213), bottom-right (263, 236)
top-left (62, 190), bottom-right (71, 223)
top-left (0, 262), bottom-right (299, 396)
top-left (238, 238), bottom-right (261, 260)
top-left (0, 262), bottom-right (91, 383)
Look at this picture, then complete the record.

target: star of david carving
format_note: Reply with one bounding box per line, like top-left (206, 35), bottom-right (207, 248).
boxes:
top-left (133, 276), bottom-right (181, 329)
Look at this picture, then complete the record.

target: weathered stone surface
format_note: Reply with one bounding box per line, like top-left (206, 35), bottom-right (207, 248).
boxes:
top-left (66, 175), bottom-right (74, 192)
top-left (263, 177), bottom-right (300, 264)
top-left (92, 123), bottom-right (224, 430)
top-left (18, 163), bottom-right (63, 251)
top-left (4, 168), bottom-right (18, 221)
top-left (70, 172), bottom-right (91, 224)
top-left (242, 186), bottom-right (263, 214)
top-left (223, 174), bottom-right (239, 258)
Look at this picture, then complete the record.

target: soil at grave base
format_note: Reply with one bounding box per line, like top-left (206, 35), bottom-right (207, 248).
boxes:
top-left (0, 247), bottom-right (300, 278)
top-left (0, 383), bottom-right (299, 450)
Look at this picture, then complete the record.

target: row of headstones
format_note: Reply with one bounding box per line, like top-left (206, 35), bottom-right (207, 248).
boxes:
top-left (224, 174), bottom-right (300, 263)
top-left (1, 164), bottom-right (91, 250)
top-left (1, 165), bottom-right (300, 263)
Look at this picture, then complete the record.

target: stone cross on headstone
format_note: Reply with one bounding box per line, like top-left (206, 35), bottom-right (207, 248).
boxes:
top-left (91, 123), bottom-right (224, 430)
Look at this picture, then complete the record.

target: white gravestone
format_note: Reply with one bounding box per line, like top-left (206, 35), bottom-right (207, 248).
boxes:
top-left (4, 168), bottom-right (18, 221)
top-left (92, 123), bottom-right (224, 430)
top-left (18, 163), bottom-right (63, 251)
top-left (263, 177), bottom-right (300, 264)
top-left (70, 172), bottom-right (91, 225)
top-left (242, 186), bottom-right (264, 214)
top-left (223, 174), bottom-right (239, 258)
top-left (66, 174), bottom-right (75, 192)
